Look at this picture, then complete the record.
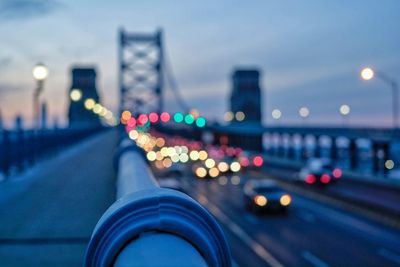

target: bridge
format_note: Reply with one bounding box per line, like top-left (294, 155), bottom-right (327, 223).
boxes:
top-left (1, 29), bottom-right (400, 267)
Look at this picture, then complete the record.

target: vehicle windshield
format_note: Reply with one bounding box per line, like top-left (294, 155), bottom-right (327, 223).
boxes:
top-left (309, 161), bottom-right (332, 171)
top-left (255, 187), bottom-right (282, 194)
top-left (322, 164), bottom-right (333, 171)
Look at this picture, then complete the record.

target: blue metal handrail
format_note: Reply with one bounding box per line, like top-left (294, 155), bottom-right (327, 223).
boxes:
top-left (85, 139), bottom-right (231, 267)
top-left (0, 127), bottom-right (103, 177)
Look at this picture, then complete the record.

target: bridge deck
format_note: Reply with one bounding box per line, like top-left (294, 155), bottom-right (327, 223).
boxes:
top-left (0, 130), bottom-right (117, 267)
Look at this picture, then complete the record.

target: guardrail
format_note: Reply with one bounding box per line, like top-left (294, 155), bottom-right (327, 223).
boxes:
top-left (85, 139), bottom-right (231, 267)
top-left (0, 127), bottom-right (104, 177)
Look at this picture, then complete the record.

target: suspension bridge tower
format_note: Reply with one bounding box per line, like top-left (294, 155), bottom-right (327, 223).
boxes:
top-left (118, 28), bottom-right (164, 116)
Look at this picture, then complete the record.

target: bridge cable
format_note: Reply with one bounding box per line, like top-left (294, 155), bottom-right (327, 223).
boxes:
top-left (162, 45), bottom-right (191, 113)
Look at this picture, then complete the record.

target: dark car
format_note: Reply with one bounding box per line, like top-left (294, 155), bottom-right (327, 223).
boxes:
top-left (243, 180), bottom-right (292, 214)
top-left (298, 158), bottom-right (342, 185)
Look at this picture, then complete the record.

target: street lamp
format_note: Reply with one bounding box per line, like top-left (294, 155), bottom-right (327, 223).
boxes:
top-left (32, 63), bottom-right (48, 129)
top-left (340, 104), bottom-right (350, 116)
top-left (224, 111), bottom-right (234, 122)
top-left (361, 67), bottom-right (399, 128)
top-left (361, 67), bottom-right (374, 80)
top-left (272, 109), bottom-right (282, 121)
top-left (70, 88), bottom-right (82, 102)
top-left (235, 111), bottom-right (245, 122)
top-left (299, 107), bottom-right (310, 120)
top-left (339, 104), bottom-right (350, 126)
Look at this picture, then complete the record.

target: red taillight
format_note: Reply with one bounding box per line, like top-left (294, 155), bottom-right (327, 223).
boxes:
top-left (239, 157), bottom-right (249, 167)
top-left (160, 112), bottom-right (171, 123)
top-left (127, 117), bottom-right (136, 127)
top-left (149, 112), bottom-right (159, 123)
top-left (138, 114), bottom-right (148, 125)
top-left (321, 174), bottom-right (331, 184)
top-left (253, 156), bottom-right (263, 167)
top-left (333, 168), bottom-right (342, 179)
top-left (306, 174), bottom-right (316, 184)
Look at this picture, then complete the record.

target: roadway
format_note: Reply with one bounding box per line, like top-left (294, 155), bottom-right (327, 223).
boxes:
top-left (0, 130), bottom-right (117, 267)
top-left (261, 162), bottom-right (400, 225)
top-left (1, 128), bottom-right (399, 267)
top-left (176, 172), bottom-right (400, 267)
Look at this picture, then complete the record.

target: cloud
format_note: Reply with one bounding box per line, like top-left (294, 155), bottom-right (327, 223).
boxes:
top-left (0, 0), bottom-right (61, 21)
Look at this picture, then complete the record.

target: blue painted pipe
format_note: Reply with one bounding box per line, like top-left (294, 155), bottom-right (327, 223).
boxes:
top-left (85, 139), bottom-right (231, 267)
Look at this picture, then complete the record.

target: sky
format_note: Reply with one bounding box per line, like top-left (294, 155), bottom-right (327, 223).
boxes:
top-left (0, 0), bottom-right (399, 128)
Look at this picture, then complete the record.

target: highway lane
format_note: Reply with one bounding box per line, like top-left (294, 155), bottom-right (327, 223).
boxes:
top-left (262, 162), bottom-right (400, 216)
top-left (177, 173), bottom-right (400, 267)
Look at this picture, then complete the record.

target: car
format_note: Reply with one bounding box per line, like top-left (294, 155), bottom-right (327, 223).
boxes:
top-left (158, 178), bottom-right (186, 194)
top-left (298, 158), bottom-right (342, 185)
top-left (243, 179), bottom-right (291, 214)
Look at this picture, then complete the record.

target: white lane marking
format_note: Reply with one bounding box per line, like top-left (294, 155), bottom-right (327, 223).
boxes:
top-left (378, 248), bottom-right (400, 265)
top-left (205, 200), bottom-right (284, 267)
top-left (302, 251), bottom-right (330, 267)
top-left (296, 211), bottom-right (316, 223)
top-left (183, 182), bottom-right (282, 267)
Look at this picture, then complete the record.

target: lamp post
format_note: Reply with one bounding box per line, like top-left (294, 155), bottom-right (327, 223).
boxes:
top-left (361, 67), bottom-right (399, 128)
top-left (32, 63), bottom-right (48, 129)
top-left (272, 108), bottom-right (282, 122)
top-left (299, 106), bottom-right (310, 124)
top-left (339, 104), bottom-right (350, 126)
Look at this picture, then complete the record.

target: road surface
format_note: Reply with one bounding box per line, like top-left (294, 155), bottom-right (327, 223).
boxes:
top-left (178, 172), bottom-right (400, 267)
top-left (0, 130), bottom-right (117, 267)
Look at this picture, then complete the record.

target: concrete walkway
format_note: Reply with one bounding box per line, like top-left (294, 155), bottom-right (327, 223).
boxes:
top-left (0, 130), bottom-right (117, 267)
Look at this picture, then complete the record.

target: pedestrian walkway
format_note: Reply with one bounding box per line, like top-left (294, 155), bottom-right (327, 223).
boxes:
top-left (0, 129), bottom-right (118, 267)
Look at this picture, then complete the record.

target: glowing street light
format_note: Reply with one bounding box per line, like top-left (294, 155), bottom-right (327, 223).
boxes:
top-left (339, 104), bottom-right (350, 126)
top-left (272, 109), bottom-right (282, 120)
top-left (224, 111), bottom-right (234, 122)
top-left (70, 88), bottom-right (82, 102)
top-left (235, 111), bottom-right (245, 121)
top-left (32, 63), bottom-right (49, 81)
top-left (361, 67), bottom-right (374, 81)
top-left (339, 104), bottom-right (350, 116)
top-left (360, 66), bottom-right (399, 128)
top-left (299, 107), bottom-right (310, 118)
top-left (385, 159), bottom-right (395, 170)
top-left (84, 98), bottom-right (95, 110)
top-left (32, 63), bottom-right (48, 129)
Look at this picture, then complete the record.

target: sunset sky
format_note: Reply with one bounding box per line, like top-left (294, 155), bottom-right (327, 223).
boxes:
top-left (0, 0), bottom-right (399, 128)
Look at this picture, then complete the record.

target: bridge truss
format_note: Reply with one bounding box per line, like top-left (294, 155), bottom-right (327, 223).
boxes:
top-left (118, 28), bottom-right (164, 115)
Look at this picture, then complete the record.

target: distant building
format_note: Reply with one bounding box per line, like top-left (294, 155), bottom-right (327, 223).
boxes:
top-left (222, 69), bottom-right (263, 151)
top-left (68, 67), bottom-right (101, 128)
top-left (230, 69), bottom-right (262, 123)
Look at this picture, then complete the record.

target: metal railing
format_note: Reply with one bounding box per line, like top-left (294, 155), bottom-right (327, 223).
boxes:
top-left (0, 127), bottom-right (104, 177)
top-left (85, 139), bottom-right (231, 267)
